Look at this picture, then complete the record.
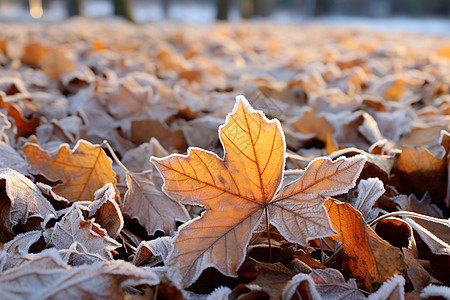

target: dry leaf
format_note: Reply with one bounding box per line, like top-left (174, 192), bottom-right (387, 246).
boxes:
top-left (403, 217), bottom-right (450, 256)
top-left (309, 268), bottom-right (365, 300)
top-left (23, 140), bottom-right (117, 202)
top-left (0, 168), bottom-right (55, 242)
top-left (40, 47), bottom-right (76, 80)
top-left (46, 204), bottom-right (120, 264)
top-left (282, 273), bottom-right (322, 300)
top-left (0, 230), bottom-right (42, 271)
top-left (391, 146), bottom-right (447, 202)
top-left (291, 108), bottom-right (334, 143)
top-left (121, 170), bottom-right (190, 236)
top-left (367, 275), bottom-right (405, 300)
top-left (152, 96), bottom-right (366, 287)
top-left (351, 177), bottom-right (385, 222)
top-left (0, 95), bottom-right (40, 140)
top-left (132, 236), bottom-right (173, 266)
top-left (420, 284), bottom-right (450, 299)
top-left (325, 199), bottom-right (407, 292)
top-left (0, 249), bottom-right (159, 300)
top-left (87, 183), bottom-right (123, 239)
top-left (0, 141), bottom-right (29, 175)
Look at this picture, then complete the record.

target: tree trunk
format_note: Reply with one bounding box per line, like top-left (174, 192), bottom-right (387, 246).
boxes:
top-left (113, 0), bottom-right (134, 22)
top-left (66, 0), bottom-right (82, 17)
top-left (216, 0), bottom-right (230, 20)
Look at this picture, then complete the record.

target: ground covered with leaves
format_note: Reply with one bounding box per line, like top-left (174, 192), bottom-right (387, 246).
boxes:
top-left (0, 18), bottom-right (449, 299)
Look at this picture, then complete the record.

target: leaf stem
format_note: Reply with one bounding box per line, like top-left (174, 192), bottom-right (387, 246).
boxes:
top-left (103, 140), bottom-right (129, 172)
top-left (264, 206), bottom-right (272, 263)
top-left (369, 211), bottom-right (450, 227)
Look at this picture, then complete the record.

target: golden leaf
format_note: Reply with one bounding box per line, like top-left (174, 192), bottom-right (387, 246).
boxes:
top-left (325, 199), bottom-right (407, 292)
top-left (22, 140), bottom-right (117, 202)
top-left (152, 96), bottom-right (366, 287)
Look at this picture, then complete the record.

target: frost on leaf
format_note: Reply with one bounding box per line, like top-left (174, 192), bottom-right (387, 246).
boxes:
top-left (350, 178), bottom-right (385, 222)
top-left (121, 170), bottom-right (190, 236)
top-left (0, 168), bottom-right (56, 242)
top-left (87, 183), bottom-right (123, 239)
top-left (22, 140), bottom-right (117, 202)
top-left (152, 96), bottom-right (366, 287)
top-left (0, 249), bottom-right (159, 300)
top-left (46, 204), bottom-right (120, 265)
top-left (0, 230), bottom-right (42, 272)
top-left (367, 275), bottom-right (405, 300)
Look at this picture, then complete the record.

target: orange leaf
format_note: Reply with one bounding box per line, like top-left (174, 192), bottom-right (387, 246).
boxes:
top-left (22, 140), bottom-right (117, 202)
top-left (152, 96), bottom-right (366, 287)
top-left (325, 199), bottom-right (407, 292)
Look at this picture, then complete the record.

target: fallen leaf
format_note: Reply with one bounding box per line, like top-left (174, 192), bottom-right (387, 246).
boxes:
top-left (282, 273), bottom-right (322, 300)
top-left (391, 146), bottom-right (447, 202)
top-left (23, 140), bottom-right (117, 202)
top-left (0, 249), bottom-right (159, 300)
top-left (87, 183), bottom-right (123, 239)
top-left (325, 199), bottom-right (407, 292)
top-left (132, 236), bottom-right (173, 266)
top-left (291, 108), bottom-right (334, 143)
top-left (403, 217), bottom-right (450, 256)
top-left (0, 230), bottom-right (42, 272)
top-left (350, 177), bottom-right (385, 222)
top-left (122, 170), bottom-right (190, 236)
top-left (0, 141), bottom-right (29, 175)
top-left (0, 168), bottom-right (55, 242)
top-left (46, 204), bottom-right (120, 264)
top-left (310, 268), bottom-right (366, 300)
top-left (367, 275), bottom-right (405, 300)
top-left (152, 96), bottom-right (366, 287)
top-left (0, 95), bottom-right (40, 140)
top-left (420, 284), bottom-right (450, 299)
top-left (40, 46), bottom-right (76, 80)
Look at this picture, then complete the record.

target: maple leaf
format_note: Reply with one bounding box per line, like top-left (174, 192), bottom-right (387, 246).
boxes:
top-left (325, 199), bottom-right (407, 292)
top-left (152, 96), bottom-right (366, 287)
top-left (22, 140), bottom-right (117, 202)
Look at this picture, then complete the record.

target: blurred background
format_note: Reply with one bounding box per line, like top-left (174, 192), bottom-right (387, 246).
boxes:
top-left (0, 0), bottom-right (449, 34)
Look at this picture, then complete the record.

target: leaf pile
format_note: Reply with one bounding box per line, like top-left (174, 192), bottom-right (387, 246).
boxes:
top-left (0, 19), bottom-right (449, 299)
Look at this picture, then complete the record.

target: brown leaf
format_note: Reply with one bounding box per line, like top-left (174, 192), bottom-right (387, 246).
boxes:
top-left (121, 170), bottom-right (190, 236)
top-left (0, 249), bottom-right (159, 300)
top-left (404, 217), bottom-right (450, 256)
top-left (391, 146), bottom-right (447, 201)
top-left (282, 273), bottom-right (321, 300)
top-left (310, 268), bottom-right (365, 300)
top-left (0, 141), bottom-right (29, 175)
top-left (46, 204), bottom-right (120, 264)
top-left (87, 183), bottom-right (123, 239)
top-left (130, 118), bottom-right (187, 151)
top-left (291, 108), bottom-right (334, 143)
top-left (40, 47), bottom-right (75, 80)
top-left (0, 230), bottom-right (42, 271)
top-left (23, 140), bottom-right (117, 202)
top-left (132, 236), bottom-right (173, 266)
top-left (0, 168), bottom-right (55, 242)
top-left (247, 262), bottom-right (295, 300)
top-left (367, 275), bottom-right (405, 300)
top-left (325, 199), bottom-right (407, 292)
top-left (0, 95), bottom-right (40, 140)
